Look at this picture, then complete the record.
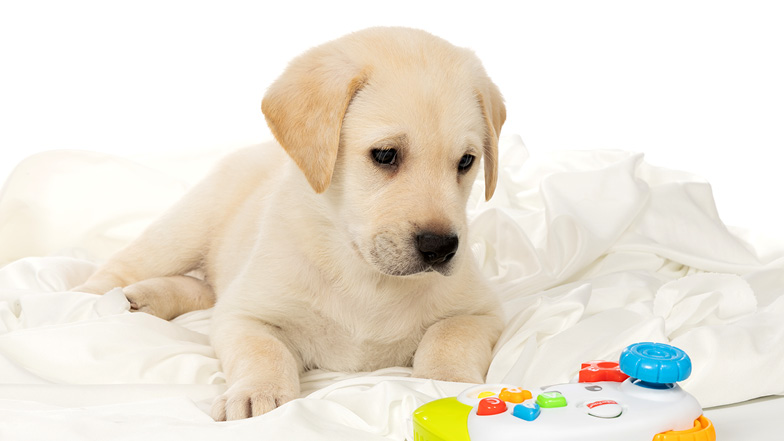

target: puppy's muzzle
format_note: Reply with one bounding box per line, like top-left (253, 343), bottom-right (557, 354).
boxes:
top-left (416, 232), bottom-right (458, 266)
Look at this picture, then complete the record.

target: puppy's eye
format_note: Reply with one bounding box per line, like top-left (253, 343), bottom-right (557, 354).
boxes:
top-left (371, 149), bottom-right (398, 166)
top-left (458, 154), bottom-right (475, 172)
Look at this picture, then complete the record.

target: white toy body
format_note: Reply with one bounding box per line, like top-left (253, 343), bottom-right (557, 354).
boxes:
top-left (458, 380), bottom-right (701, 441)
top-left (412, 342), bottom-right (715, 441)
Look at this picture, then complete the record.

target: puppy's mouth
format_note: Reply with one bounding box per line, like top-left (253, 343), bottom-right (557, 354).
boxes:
top-left (421, 262), bottom-right (455, 276)
top-left (379, 261), bottom-right (454, 277)
top-left (363, 232), bottom-right (457, 277)
top-left (372, 259), bottom-right (455, 277)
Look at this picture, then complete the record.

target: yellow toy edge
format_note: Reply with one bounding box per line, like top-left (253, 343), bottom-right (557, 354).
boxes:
top-left (412, 397), bottom-right (471, 441)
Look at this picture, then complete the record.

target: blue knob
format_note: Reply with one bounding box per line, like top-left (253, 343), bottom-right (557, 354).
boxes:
top-left (619, 342), bottom-right (692, 384)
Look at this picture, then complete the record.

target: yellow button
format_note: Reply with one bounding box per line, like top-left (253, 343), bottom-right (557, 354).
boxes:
top-left (499, 387), bottom-right (533, 404)
top-left (477, 391), bottom-right (495, 399)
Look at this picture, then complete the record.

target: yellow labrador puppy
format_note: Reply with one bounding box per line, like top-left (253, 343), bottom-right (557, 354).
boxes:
top-left (75, 27), bottom-right (505, 420)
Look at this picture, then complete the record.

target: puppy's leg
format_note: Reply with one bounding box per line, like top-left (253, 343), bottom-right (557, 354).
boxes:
top-left (123, 275), bottom-right (215, 320)
top-left (73, 148), bottom-right (265, 295)
top-left (210, 314), bottom-right (301, 420)
top-left (412, 314), bottom-right (503, 383)
top-left (72, 198), bottom-right (214, 295)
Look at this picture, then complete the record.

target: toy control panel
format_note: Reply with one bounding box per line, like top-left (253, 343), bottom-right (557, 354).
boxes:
top-left (412, 342), bottom-right (715, 441)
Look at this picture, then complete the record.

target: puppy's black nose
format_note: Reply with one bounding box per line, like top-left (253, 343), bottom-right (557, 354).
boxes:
top-left (416, 233), bottom-right (458, 265)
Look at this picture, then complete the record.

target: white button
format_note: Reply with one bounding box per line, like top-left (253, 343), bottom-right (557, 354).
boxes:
top-left (585, 400), bottom-right (623, 418)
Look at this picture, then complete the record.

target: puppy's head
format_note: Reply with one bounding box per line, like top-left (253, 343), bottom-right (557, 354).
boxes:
top-left (262, 27), bottom-right (505, 276)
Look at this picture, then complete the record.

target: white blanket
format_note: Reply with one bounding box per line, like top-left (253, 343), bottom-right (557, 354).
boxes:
top-left (1, 136), bottom-right (782, 440)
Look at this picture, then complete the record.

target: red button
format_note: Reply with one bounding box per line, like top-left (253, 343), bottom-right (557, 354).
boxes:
top-left (579, 361), bottom-right (630, 383)
top-left (477, 397), bottom-right (508, 415)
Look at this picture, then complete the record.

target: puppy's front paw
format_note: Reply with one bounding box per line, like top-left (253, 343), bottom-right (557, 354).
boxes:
top-left (211, 378), bottom-right (298, 421)
top-left (412, 365), bottom-right (484, 384)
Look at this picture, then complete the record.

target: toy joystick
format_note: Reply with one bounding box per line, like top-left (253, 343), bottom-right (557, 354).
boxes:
top-left (619, 342), bottom-right (691, 389)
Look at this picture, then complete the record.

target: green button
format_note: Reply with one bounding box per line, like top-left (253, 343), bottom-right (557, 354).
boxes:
top-left (536, 391), bottom-right (567, 408)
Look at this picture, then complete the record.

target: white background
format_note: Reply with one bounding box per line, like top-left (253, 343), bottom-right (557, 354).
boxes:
top-left (1, 0), bottom-right (783, 239)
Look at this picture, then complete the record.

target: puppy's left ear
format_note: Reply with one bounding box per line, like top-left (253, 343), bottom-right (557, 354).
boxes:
top-left (476, 81), bottom-right (506, 200)
top-left (262, 46), bottom-right (370, 193)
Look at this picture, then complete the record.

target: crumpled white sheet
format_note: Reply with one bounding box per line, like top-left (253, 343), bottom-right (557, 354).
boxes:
top-left (1, 135), bottom-right (783, 440)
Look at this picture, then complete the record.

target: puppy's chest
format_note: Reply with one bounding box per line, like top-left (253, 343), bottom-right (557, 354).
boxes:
top-left (288, 294), bottom-right (431, 371)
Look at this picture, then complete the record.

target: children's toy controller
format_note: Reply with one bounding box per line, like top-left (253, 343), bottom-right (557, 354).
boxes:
top-left (412, 342), bottom-right (715, 441)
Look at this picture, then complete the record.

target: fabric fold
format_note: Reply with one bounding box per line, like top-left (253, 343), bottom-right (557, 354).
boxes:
top-left (1, 135), bottom-right (783, 438)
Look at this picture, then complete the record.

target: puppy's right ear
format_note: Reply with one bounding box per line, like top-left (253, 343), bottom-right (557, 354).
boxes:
top-left (262, 46), bottom-right (369, 194)
top-left (476, 80), bottom-right (506, 201)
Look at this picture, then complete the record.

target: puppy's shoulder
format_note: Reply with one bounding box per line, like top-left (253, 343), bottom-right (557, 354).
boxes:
top-left (214, 141), bottom-right (287, 176)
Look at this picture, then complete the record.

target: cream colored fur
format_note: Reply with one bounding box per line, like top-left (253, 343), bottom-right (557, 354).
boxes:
top-left (74, 27), bottom-right (506, 421)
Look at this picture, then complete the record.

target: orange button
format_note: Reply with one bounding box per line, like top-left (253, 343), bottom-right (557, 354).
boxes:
top-left (499, 387), bottom-right (533, 403)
